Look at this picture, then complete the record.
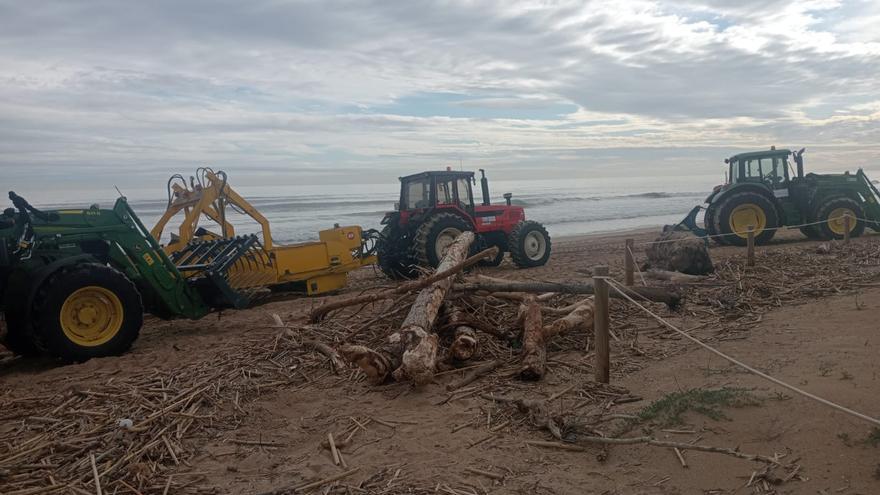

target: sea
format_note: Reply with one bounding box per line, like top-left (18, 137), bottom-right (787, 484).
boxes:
top-left (19, 175), bottom-right (724, 244)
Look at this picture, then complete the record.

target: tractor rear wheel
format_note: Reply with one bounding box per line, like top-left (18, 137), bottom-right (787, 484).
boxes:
top-left (714, 192), bottom-right (778, 246)
top-left (814, 197), bottom-right (865, 240)
top-left (377, 225), bottom-right (417, 279)
top-left (411, 213), bottom-right (472, 268)
top-left (32, 263), bottom-right (143, 362)
top-left (509, 221), bottom-right (551, 268)
top-left (704, 204), bottom-right (727, 245)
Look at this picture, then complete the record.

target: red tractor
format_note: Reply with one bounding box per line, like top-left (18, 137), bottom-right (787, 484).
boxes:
top-left (376, 168), bottom-right (551, 279)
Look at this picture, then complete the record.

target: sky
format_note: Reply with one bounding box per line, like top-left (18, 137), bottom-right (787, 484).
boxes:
top-left (1, 0), bottom-right (880, 195)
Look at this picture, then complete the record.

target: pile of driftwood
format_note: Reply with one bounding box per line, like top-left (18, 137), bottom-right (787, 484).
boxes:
top-left (310, 233), bottom-right (678, 387)
top-left (0, 329), bottom-right (340, 494)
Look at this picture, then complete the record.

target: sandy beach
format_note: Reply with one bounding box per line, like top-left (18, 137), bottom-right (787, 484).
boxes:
top-left (2, 224), bottom-right (879, 494)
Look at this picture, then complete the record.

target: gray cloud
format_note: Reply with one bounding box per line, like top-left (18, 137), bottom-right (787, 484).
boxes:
top-left (1, 0), bottom-right (879, 193)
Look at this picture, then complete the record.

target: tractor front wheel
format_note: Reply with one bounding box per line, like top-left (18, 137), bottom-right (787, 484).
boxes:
top-left (509, 221), bottom-right (551, 268)
top-left (412, 213), bottom-right (472, 268)
top-left (32, 263), bottom-right (143, 362)
top-left (814, 197), bottom-right (865, 240)
top-left (714, 192), bottom-right (778, 246)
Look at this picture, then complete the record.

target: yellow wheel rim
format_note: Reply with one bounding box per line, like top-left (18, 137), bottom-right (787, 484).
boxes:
top-left (60, 286), bottom-right (124, 347)
top-left (827, 207), bottom-right (856, 235)
top-left (729, 203), bottom-right (767, 238)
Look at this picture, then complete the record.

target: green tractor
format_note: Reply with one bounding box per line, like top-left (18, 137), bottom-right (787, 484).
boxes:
top-left (0, 191), bottom-right (262, 361)
top-left (677, 148), bottom-right (880, 245)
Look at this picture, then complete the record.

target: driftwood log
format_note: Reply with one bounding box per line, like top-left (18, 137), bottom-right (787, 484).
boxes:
top-left (445, 306), bottom-right (479, 362)
top-left (339, 232), bottom-right (476, 385)
top-left (517, 296), bottom-right (545, 380)
top-left (309, 245), bottom-right (498, 323)
top-left (644, 269), bottom-right (707, 284)
top-left (645, 230), bottom-right (713, 275)
top-left (519, 299), bottom-right (594, 380)
top-left (455, 279), bottom-right (680, 308)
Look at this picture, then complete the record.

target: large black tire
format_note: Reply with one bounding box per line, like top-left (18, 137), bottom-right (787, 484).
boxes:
top-left (704, 204), bottom-right (727, 245)
top-left (32, 263), bottom-right (143, 362)
top-left (814, 197), bottom-right (865, 240)
top-left (411, 213), bottom-right (472, 268)
top-left (476, 234), bottom-right (507, 267)
top-left (477, 245), bottom-right (505, 267)
top-left (713, 191), bottom-right (778, 246)
top-left (376, 225), bottom-right (417, 279)
top-left (1, 308), bottom-right (41, 357)
top-left (509, 221), bottom-right (551, 268)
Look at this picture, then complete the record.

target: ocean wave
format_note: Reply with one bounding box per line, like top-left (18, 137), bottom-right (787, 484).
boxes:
top-left (512, 191), bottom-right (703, 206)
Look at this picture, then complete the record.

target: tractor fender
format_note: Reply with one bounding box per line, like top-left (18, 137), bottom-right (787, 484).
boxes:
top-left (711, 183), bottom-right (773, 203)
top-left (422, 208), bottom-right (477, 230)
top-left (704, 185), bottom-right (725, 204)
top-left (4, 254), bottom-right (98, 328)
top-left (815, 188), bottom-right (862, 205)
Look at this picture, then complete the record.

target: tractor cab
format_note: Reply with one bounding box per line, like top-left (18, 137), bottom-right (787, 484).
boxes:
top-left (377, 168), bottom-right (551, 279)
top-left (725, 148), bottom-right (794, 192)
top-left (397, 170), bottom-right (477, 223)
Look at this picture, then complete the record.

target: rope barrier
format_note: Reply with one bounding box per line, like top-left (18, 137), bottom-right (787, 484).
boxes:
top-left (601, 276), bottom-right (880, 427)
top-left (635, 214), bottom-right (874, 246)
top-left (625, 244), bottom-right (647, 286)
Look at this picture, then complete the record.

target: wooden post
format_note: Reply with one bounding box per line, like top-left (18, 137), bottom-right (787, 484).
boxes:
top-left (746, 226), bottom-right (755, 267)
top-left (593, 266), bottom-right (610, 384)
top-left (844, 214), bottom-right (851, 245)
top-left (624, 238), bottom-right (635, 286)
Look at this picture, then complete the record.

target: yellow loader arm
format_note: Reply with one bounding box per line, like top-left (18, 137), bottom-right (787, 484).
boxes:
top-left (151, 169), bottom-right (273, 252)
top-left (151, 168), bottom-right (378, 295)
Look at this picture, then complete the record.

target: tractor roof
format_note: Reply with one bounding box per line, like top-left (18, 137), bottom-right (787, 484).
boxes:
top-left (728, 149), bottom-right (792, 161)
top-left (399, 170), bottom-right (475, 182)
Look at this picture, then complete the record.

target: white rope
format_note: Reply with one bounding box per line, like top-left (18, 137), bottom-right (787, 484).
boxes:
top-left (602, 277), bottom-right (880, 427)
top-left (636, 214), bottom-right (874, 246)
top-left (625, 244), bottom-right (647, 286)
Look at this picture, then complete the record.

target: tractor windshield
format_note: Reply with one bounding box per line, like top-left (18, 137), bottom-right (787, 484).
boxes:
top-left (730, 155), bottom-right (789, 187)
top-left (436, 179), bottom-right (454, 205)
top-left (456, 178), bottom-right (472, 209)
top-left (405, 179), bottom-right (430, 209)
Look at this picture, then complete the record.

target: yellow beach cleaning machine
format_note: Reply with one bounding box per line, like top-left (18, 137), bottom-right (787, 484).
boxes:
top-left (150, 168), bottom-right (379, 296)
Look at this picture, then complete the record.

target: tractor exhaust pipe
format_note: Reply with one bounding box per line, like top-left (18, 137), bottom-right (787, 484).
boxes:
top-left (479, 169), bottom-right (490, 206)
top-left (794, 148), bottom-right (805, 179)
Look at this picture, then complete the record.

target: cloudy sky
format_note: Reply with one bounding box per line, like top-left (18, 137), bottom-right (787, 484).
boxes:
top-left (1, 0), bottom-right (879, 193)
